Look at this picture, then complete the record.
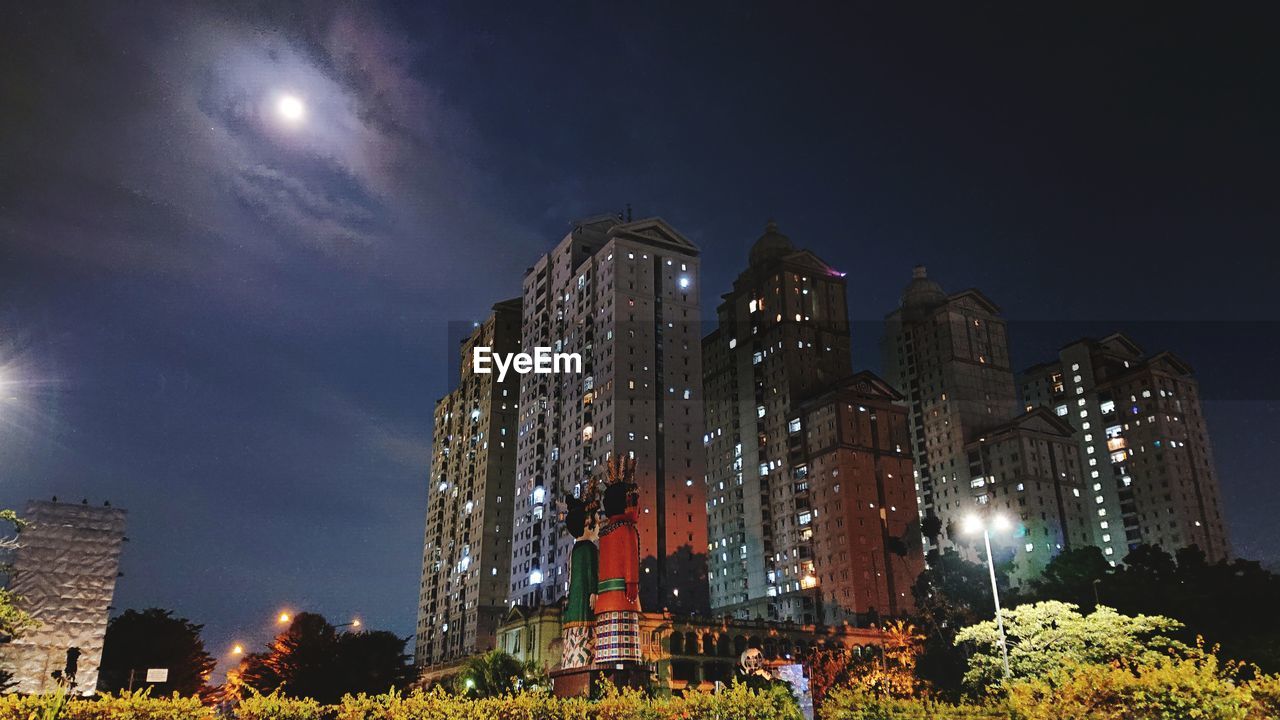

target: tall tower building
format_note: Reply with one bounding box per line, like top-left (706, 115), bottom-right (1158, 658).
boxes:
top-left (882, 267), bottom-right (1088, 582)
top-left (0, 499), bottom-right (126, 695)
top-left (702, 222), bottom-right (854, 623)
top-left (1021, 334), bottom-right (1230, 563)
top-left (507, 216), bottom-right (708, 615)
top-left (415, 299), bottom-right (521, 669)
top-left (798, 372), bottom-right (925, 623)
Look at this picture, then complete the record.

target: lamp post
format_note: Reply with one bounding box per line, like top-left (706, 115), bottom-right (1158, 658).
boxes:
top-left (963, 513), bottom-right (1011, 683)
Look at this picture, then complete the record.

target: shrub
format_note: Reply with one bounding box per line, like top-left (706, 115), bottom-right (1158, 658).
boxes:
top-left (819, 687), bottom-right (1002, 720)
top-left (0, 690), bottom-right (212, 720)
top-left (1246, 672), bottom-right (1280, 719)
top-left (232, 690), bottom-right (323, 720)
top-left (672, 682), bottom-right (801, 720)
top-left (1005, 653), bottom-right (1254, 720)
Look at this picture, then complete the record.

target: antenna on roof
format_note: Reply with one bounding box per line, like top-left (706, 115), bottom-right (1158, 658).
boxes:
top-left (626, 203), bottom-right (632, 222)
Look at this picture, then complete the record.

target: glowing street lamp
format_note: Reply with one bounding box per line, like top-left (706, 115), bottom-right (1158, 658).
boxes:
top-left (277, 612), bottom-right (291, 624)
top-left (962, 512), bottom-right (1012, 683)
top-left (231, 644), bottom-right (244, 656)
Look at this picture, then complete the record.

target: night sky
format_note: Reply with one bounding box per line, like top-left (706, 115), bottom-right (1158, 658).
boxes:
top-left (2, 2), bottom-right (1277, 671)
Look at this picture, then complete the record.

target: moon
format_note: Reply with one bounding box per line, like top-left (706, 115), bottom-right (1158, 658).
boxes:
top-left (276, 94), bottom-right (305, 123)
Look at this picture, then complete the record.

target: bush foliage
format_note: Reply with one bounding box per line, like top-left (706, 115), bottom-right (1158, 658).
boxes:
top-left (4, 666), bottom-right (1280, 720)
top-left (0, 683), bottom-right (797, 720)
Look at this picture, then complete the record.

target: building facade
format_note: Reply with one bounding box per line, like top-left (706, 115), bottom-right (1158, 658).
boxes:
top-left (702, 222), bottom-right (853, 623)
top-left (961, 409), bottom-right (1093, 582)
top-left (881, 266), bottom-right (1022, 554)
top-left (798, 372), bottom-right (924, 622)
top-left (495, 605), bottom-right (887, 696)
top-left (416, 299), bottom-right (521, 669)
top-left (508, 216), bottom-right (708, 615)
top-left (881, 267), bottom-right (1087, 582)
top-left (1020, 334), bottom-right (1230, 563)
top-left (0, 500), bottom-right (126, 695)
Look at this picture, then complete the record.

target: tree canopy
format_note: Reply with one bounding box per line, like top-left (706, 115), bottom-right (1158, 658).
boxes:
top-left (1031, 543), bottom-right (1280, 672)
top-left (909, 548), bottom-right (1017, 694)
top-left (98, 608), bottom-right (216, 696)
top-left (453, 649), bottom-right (542, 697)
top-left (231, 612), bottom-right (409, 703)
top-left (954, 600), bottom-right (1185, 691)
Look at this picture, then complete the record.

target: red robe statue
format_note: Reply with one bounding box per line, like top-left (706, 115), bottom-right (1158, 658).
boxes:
top-left (594, 458), bottom-right (642, 664)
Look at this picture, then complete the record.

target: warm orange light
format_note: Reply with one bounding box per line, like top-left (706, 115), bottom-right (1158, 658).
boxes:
top-left (801, 574), bottom-right (819, 589)
top-left (352, 618), bottom-right (361, 628)
top-left (231, 644), bottom-right (244, 655)
top-left (278, 612), bottom-right (291, 624)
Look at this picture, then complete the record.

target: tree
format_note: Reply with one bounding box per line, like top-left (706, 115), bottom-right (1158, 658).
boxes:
top-left (1029, 543), bottom-right (1280, 673)
top-left (454, 649), bottom-right (541, 697)
top-left (334, 630), bottom-right (412, 696)
top-left (837, 620), bottom-right (926, 700)
top-left (231, 612), bottom-right (410, 703)
top-left (1028, 546), bottom-right (1111, 609)
top-left (1, 509), bottom-right (37, 692)
top-left (802, 645), bottom-right (852, 710)
top-left (98, 608), bottom-right (216, 695)
top-left (909, 548), bottom-right (1015, 695)
top-left (954, 600), bottom-right (1185, 691)
top-left (1, 509), bottom-right (36, 642)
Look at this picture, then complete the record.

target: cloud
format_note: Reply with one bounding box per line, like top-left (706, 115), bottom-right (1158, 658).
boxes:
top-left (0, 1), bottom-right (532, 317)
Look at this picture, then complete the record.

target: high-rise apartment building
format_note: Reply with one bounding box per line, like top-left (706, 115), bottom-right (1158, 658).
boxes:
top-left (415, 299), bottom-right (521, 668)
top-left (0, 499), bottom-right (126, 695)
top-left (702, 222), bottom-right (854, 623)
top-left (882, 267), bottom-right (1088, 582)
top-left (1021, 334), bottom-right (1230, 563)
top-left (798, 372), bottom-right (924, 622)
top-left (959, 409), bottom-right (1093, 580)
top-left (507, 216), bottom-right (708, 615)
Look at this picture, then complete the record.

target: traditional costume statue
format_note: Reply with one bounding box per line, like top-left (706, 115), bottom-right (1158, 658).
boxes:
top-left (560, 491), bottom-right (598, 670)
top-left (594, 456), bottom-right (642, 664)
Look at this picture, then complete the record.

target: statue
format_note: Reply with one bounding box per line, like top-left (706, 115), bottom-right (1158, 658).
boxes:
top-left (560, 482), bottom-right (598, 670)
top-left (594, 456), bottom-right (642, 665)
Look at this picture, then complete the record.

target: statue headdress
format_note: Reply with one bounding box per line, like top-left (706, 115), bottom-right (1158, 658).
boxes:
top-left (602, 455), bottom-right (638, 517)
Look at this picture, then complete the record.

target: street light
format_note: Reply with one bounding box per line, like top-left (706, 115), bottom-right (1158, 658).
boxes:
top-left (231, 644), bottom-right (244, 656)
top-left (335, 618), bottom-right (361, 630)
top-left (963, 512), bottom-right (1012, 683)
top-left (277, 612), bottom-right (291, 624)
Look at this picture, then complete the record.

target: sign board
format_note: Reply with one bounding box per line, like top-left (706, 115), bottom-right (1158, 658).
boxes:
top-left (145, 668), bottom-right (169, 683)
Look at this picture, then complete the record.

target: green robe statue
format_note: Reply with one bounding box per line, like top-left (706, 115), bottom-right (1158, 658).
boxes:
top-left (564, 539), bottom-right (598, 624)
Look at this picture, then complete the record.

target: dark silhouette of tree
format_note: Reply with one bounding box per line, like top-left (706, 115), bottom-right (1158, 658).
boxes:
top-left (334, 630), bottom-right (412, 695)
top-left (453, 649), bottom-right (539, 697)
top-left (920, 514), bottom-right (943, 552)
top-left (909, 548), bottom-right (1017, 696)
top-left (98, 608), bottom-right (215, 696)
top-left (1027, 544), bottom-right (1280, 672)
top-left (233, 612), bottom-right (410, 703)
top-left (1029, 546), bottom-right (1111, 609)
